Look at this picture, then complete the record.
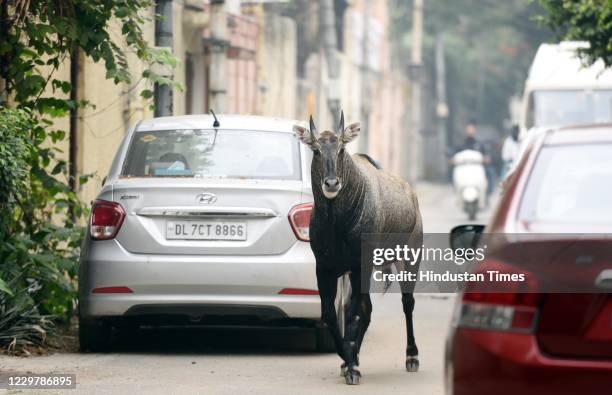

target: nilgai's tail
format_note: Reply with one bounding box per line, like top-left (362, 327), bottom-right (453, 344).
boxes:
top-left (381, 261), bottom-right (394, 294)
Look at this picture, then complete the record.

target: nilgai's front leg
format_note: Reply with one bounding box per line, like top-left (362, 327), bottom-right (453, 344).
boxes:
top-left (340, 269), bottom-right (369, 385)
top-left (316, 267), bottom-right (346, 361)
top-left (356, 267), bottom-right (373, 351)
top-left (356, 294), bottom-right (372, 350)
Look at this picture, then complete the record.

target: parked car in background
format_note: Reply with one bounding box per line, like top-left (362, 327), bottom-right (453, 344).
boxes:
top-left (78, 114), bottom-right (348, 352)
top-left (446, 124), bottom-right (612, 395)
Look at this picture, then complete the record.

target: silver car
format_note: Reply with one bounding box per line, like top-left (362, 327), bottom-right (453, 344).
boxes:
top-left (78, 114), bottom-right (348, 351)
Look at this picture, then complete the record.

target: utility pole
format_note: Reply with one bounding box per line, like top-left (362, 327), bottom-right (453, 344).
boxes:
top-left (208, 0), bottom-right (228, 113)
top-left (69, 46), bottom-right (79, 195)
top-left (208, 0), bottom-right (229, 113)
top-left (154, 0), bottom-right (173, 117)
top-left (321, 0), bottom-right (340, 125)
top-left (435, 34), bottom-right (449, 180)
top-left (476, 45), bottom-right (485, 121)
top-left (407, 0), bottom-right (423, 183)
top-left (359, 2), bottom-right (371, 153)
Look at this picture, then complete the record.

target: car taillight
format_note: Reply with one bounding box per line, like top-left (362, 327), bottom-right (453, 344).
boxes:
top-left (288, 202), bottom-right (313, 242)
top-left (90, 199), bottom-right (126, 240)
top-left (458, 259), bottom-right (541, 333)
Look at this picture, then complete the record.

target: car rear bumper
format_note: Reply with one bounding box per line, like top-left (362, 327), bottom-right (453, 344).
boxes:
top-left (78, 238), bottom-right (321, 321)
top-left (450, 328), bottom-right (612, 395)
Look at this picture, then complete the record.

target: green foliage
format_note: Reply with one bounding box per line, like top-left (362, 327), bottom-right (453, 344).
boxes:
top-left (0, 292), bottom-right (54, 353)
top-left (0, 108), bottom-right (85, 353)
top-left (1, 223), bottom-right (83, 318)
top-left (0, 108), bottom-right (86, 351)
top-left (1, 0), bottom-right (181, 111)
top-left (0, 108), bottom-right (33, 238)
top-left (538, 0), bottom-right (612, 67)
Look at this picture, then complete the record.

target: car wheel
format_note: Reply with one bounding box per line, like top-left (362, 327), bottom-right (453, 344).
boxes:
top-left (316, 325), bottom-right (336, 352)
top-left (79, 318), bottom-right (112, 352)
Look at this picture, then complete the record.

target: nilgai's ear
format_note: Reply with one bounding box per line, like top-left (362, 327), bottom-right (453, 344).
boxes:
top-left (293, 115), bottom-right (321, 150)
top-left (340, 122), bottom-right (360, 144)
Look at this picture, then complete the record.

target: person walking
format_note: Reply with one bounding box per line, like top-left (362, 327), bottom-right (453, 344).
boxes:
top-left (500, 125), bottom-right (520, 179)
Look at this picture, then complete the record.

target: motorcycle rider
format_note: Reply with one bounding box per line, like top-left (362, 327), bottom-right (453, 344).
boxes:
top-left (460, 121), bottom-right (486, 152)
top-left (457, 121), bottom-right (493, 199)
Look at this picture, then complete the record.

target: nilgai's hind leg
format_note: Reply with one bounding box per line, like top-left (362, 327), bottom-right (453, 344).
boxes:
top-left (341, 270), bottom-right (371, 385)
top-left (401, 291), bottom-right (419, 372)
top-left (403, 217), bottom-right (422, 372)
top-left (316, 267), bottom-right (346, 362)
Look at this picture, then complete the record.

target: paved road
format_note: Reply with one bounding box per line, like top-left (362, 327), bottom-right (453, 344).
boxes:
top-left (0, 182), bottom-right (495, 395)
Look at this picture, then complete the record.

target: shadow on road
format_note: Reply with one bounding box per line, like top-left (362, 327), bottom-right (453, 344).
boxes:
top-left (108, 326), bottom-right (320, 356)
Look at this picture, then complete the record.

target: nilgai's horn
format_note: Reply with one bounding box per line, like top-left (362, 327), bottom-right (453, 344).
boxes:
top-left (338, 110), bottom-right (345, 135)
top-left (309, 115), bottom-right (318, 139)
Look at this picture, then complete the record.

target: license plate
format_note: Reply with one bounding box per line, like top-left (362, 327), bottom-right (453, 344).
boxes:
top-left (166, 220), bottom-right (247, 240)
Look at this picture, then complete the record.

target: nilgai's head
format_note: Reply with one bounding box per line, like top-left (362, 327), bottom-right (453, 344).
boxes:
top-left (293, 112), bottom-right (360, 199)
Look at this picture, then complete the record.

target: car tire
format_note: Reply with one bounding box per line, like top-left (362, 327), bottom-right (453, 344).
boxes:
top-left (79, 318), bottom-right (112, 352)
top-left (316, 325), bottom-right (336, 352)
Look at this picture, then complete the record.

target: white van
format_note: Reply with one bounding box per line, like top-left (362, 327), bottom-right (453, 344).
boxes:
top-left (520, 41), bottom-right (612, 139)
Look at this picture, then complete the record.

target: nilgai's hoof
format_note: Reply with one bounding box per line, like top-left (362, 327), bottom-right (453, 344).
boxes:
top-left (406, 356), bottom-right (419, 372)
top-left (344, 368), bottom-right (361, 385)
top-left (340, 363), bottom-right (347, 377)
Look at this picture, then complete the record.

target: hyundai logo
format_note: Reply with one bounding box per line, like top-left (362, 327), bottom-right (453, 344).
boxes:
top-left (196, 192), bottom-right (217, 205)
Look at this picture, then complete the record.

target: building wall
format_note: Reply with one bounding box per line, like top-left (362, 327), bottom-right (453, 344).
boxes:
top-left (256, 10), bottom-right (297, 119)
top-left (226, 13), bottom-right (258, 114)
top-left (335, 0), bottom-right (409, 175)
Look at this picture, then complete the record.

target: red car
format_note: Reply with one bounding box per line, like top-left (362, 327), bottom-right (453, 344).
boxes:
top-left (446, 125), bottom-right (612, 395)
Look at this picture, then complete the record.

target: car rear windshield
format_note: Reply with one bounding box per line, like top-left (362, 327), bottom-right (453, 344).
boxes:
top-left (121, 129), bottom-right (300, 180)
top-left (519, 143), bottom-right (612, 224)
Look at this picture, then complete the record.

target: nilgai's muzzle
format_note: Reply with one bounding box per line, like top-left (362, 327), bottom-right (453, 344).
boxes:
top-left (322, 177), bottom-right (342, 199)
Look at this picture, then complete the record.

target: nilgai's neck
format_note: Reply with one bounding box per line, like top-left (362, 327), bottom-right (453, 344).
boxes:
top-left (312, 153), bottom-right (368, 221)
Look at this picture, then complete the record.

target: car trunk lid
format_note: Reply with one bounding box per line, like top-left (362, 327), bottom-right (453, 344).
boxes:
top-left (492, 237), bottom-right (612, 360)
top-left (112, 178), bottom-right (306, 255)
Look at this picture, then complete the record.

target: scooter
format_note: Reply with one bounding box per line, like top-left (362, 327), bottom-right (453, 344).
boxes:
top-left (452, 149), bottom-right (488, 220)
